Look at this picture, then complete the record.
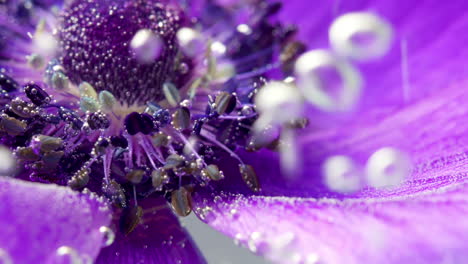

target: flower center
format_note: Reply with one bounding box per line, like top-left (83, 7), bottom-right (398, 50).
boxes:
top-left (58, 0), bottom-right (190, 106)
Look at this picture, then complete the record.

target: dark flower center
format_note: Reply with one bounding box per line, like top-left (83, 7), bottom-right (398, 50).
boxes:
top-left (58, 0), bottom-right (189, 105)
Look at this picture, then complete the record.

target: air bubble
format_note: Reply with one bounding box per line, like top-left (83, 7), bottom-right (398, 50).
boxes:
top-left (323, 155), bottom-right (362, 193)
top-left (176, 27), bottom-right (204, 56)
top-left (130, 29), bottom-right (163, 64)
top-left (295, 49), bottom-right (362, 112)
top-left (329, 12), bottom-right (393, 61)
top-left (365, 147), bottom-right (411, 188)
top-left (99, 226), bottom-right (115, 247)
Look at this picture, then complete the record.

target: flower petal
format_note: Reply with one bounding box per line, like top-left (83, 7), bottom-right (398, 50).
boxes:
top-left (95, 197), bottom-right (207, 264)
top-left (192, 179), bottom-right (468, 264)
top-left (214, 84), bottom-right (467, 197)
top-left (0, 177), bottom-right (111, 263)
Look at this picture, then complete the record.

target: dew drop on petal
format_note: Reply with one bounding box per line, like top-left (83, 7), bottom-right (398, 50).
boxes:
top-left (329, 12), bottom-right (394, 61)
top-left (295, 50), bottom-right (362, 112)
top-left (99, 226), bottom-right (116, 247)
top-left (365, 147), bottom-right (411, 188)
top-left (323, 155), bottom-right (362, 193)
top-left (0, 248), bottom-right (13, 264)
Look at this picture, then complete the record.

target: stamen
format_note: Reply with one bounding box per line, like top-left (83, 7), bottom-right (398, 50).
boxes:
top-left (365, 147), bottom-right (411, 188)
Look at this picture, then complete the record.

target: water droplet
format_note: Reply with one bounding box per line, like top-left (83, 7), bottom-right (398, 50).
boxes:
top-left (323, 155), bottom-right (362, 193)
top-left (254, 81), bottom-right (303, 131)
top-left (237, 24), bottom-right (252, 35)
top-left (176, 27), bottom-right (204, 56)
top-left (51, 72), bottom-right (70, 90)
top-left (56, 246), bottom-right (82, 264)
top-left (198, 206), bottom-right (216, 222)
top-left (329, 12), bottom-right (393, 61)
top-left (0, 248), bottom-right (13, 264)
top-left (130, 29), bottom-right (163, 64)
top-left (99, 226), bottom-right (115, 247)
top-left (365, 147), bottom-right (411, 188)
top-left (295, 50), bottom-right (362, 112)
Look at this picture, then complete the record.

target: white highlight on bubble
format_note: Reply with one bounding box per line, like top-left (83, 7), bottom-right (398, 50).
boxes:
top-left (176, 27), bottom-right (204, 57)
top-left (56, 246), bottom-right (82, 264)
top-left (99, 226), bottom-right (115, 247)
top-left (329, 12), bottom-right (393, 61)
top-left (237, 24), bottom-right (252, 35)
top-left (0, 146), bottom-right (15, 175)
top-left (0, 248), bottom-right (13, 264)
top-left (253, 81), bottom-right (303, 131)
top-left (365, 147), bottom-right (411, 188)
top-left (130, 29), bottom-right (163, 64)
top-left (210, 41), bottom-right (227, 57)
top-left (323, 155), bottom-right (362, 193)
top-left (295, 49), bottom-right (362, 112)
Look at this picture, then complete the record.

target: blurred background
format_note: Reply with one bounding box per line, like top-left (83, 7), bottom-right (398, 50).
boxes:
top-left (181, 214), bottom-right (269, 264)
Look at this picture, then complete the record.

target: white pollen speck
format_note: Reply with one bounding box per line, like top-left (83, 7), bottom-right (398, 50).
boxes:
top-left (329, 12), bottom-right (393, 61)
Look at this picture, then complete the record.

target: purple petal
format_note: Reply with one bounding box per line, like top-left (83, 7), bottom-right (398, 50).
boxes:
top-left (192, 179), bottom-right (468, 264)
top-left (208, 0), bottom-right (468, 197)
top-left (0, 177), bottom-right (112, 263)
top-left (96, 197), bottom-right (206, 264)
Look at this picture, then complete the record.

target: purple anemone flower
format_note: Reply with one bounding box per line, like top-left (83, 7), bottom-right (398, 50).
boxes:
top-left (0, 0), bottom-right (467, 263)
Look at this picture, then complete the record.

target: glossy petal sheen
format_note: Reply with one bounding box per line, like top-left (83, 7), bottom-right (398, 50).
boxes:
top-left (0, 177), bottom-right (111, 263)
top-left (96, 197), bottom-right (206, 264)
top-left (193, 179), bottom-right (468, 264)
top-left (192, 1), bottom-right (468, 263)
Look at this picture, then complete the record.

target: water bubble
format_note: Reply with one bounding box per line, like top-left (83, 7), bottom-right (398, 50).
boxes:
top-left (27, 53), bottom-right (45, 69)
top-left (323, 155), bottom-right (362, 193)
top-left (295, 49), bottom-right (362, 112)
top-left (365, 147), bottom-right (411, 188)
top-left (99, 226), bottom-right (115, 247)
top-left (198, 206), bottom-right (216, 222)
top-left (329, 12), bottom-right (393, 61)
top-left (56, 246), bottom-right (82, 264)
top-left (210, 41), bottom-right (227, 57)
top-left (237, 24), bottom-right (252, 35)
top-left (51, 72), bottom-right (70, 90)
top-left (0, 248), bottom-right (12, 264)
top-left (254, 81), bottom-right (303, 131)
top-left (176, 27), bottom-right (204, 56)
top-left (130, 29), bottom-right (163, 64)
